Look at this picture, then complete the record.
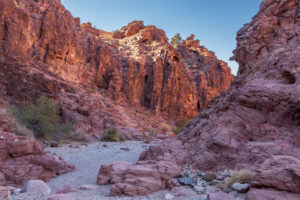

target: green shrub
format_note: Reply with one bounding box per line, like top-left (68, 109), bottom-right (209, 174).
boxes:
top-left (224, 169), bottom-right (254, 189)
top-left (171, 33), bottom-right (182, 46)
top-left (12, 96), bottom-right (72, 140)
top-left (172, 117), bottom-right (190, 135)
top-left (101, 129), bottom-right (124, 142)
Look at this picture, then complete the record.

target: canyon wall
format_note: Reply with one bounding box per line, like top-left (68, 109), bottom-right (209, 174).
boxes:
top-left (0, 0), bottom-right (233, 138)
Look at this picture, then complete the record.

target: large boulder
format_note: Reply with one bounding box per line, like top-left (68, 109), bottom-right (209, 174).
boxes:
top-left (246, 188), bottom-right (300, 200)
top-left (97, 158), bottom-right (182, 196)
top-left (0, 118), bottom-right (75, 187)
top-left (252, 156), bottom-right (300, 193)
top-left (22, 180), bottom-right (51, 195)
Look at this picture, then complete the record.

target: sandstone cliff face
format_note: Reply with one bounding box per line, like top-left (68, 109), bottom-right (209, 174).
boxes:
top-left (178, 0), bottom-right (300, 194)
top-left (0, 0), bottom-right (233, 138)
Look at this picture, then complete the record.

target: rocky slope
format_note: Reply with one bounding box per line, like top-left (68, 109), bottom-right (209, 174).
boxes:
top-left (0, 106), bottom-right (75, 190)
top-left (0, 0), bottom-right (233, 139)
top-left (176, 0), bottom-right (300, 198)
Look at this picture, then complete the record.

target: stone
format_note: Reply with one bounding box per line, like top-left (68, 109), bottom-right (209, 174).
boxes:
top-left (208, 191), bottom-right (234, 200)
top-left (22, 180), bottom-right (51, 195)
top-left (56, 184), bottom-right (76, 194)
top-left (48, 193), bottom-right (75, 200)
top-left (246, 188), bottom-right (300, 200)
top-left (99, 159), bottom-right (181, 196)
top-left (0, 186), bottom-right (11, 199)
top-left (50, 142), bottom-right (59, 148)
top-left (120, 147), bottom-right (130, 151)
top-left (252, 156), bottom-right (300, 193)
top-left (69, 142), bottom-right (80, 148)
top-left (0, 172), bottom-right (5, 186)
top-left (203, 173), bottom-right (216, 181)
top-left (165, 193), bottom-right (174, 199)
top-left (166, 178), bottom-right (181, 189)
top-left (194, 185), bottom-right (206, 194)
top-left (79, 184), bottom-right (98, 190)
top-left (231, 183), bottom-right (249, 193)
top-left (177, 177), bottom-right (195, 186)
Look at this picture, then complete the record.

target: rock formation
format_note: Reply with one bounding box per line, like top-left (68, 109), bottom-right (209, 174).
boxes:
top-left (0, 0), bottom-right (233, 139)
top-left (97, 139), bottom-right (183, 196)
top-left (176, 0), bottom-right (300, 196)
top-left (0, 108), bottom-right (75, 188)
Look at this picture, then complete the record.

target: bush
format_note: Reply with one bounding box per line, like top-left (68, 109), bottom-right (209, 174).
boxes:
top-left (101, 129), bottom-right (124, 142)
top-left (158, 122), bottom-right (173, 133)
top-left (172, 117), bottom-right (190, 135)
top-left (224, 169), bottom-right (254, 189)
top-left (171, 33), bottom-right (182, 46)
top-left (12, 96), bottom-right (72, 140)
top-left (0, 108), bottom-right (34, 137)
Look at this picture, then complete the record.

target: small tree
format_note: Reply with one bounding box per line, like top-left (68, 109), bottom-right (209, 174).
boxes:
top-left (171, 33), bottom-right (182, 46)
top-left (13, 96), bottom-right (72, 140)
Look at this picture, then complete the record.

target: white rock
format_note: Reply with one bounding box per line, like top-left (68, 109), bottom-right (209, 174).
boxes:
top-left (232, 183), bottom-right (250, 193)
top-left (22, 180), bottom-right (51, 195)
top-left (165, 193), bottom-right (175, 199)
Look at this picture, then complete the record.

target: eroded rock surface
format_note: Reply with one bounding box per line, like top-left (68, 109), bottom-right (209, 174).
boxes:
top-left (0, 114), bottom-right (75, 187)
top-left (0, 0), bottom-right (233, 139)
top-left (178, 0), bottom-right (300, 170)
top-left (176, 0), bottom-right (300, 196)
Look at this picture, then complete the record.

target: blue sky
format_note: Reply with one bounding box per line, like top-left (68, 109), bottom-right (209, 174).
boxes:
top-left (61, 0), bottom-right (262, 75)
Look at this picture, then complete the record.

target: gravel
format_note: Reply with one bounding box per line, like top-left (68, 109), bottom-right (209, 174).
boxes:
top-left (10, 141), bottom-right (202, 200)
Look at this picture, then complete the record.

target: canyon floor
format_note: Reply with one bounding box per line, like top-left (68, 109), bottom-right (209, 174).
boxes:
top-left (10, 141), bottom-right (204, 200)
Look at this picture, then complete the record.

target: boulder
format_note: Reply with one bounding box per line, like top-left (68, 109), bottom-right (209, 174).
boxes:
top-left (246, 188), bottom-right (300, 200)
top-left (97, 161), bottom-right (133, 185)
top-left (252, 156), bottom-right (300, 193)
top-left (98, 159), bottom-right (181, 196)
top-left (0, 186), bottom-right (11, 199)
top-left (208, 191), bottom-right (234, 200)
top-left (22, 180), bottom-right (51, 195)
top-left (231, 183), bottom-right (249, 193)
top-left (48, 193), bottom-right (75, 200)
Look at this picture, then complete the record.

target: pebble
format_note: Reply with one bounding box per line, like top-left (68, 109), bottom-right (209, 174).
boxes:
top-left (231, 183), bottom-right (249, 193)
top-left (177, 177), bottom-right (196, 186)
top-left (203, 172), bottom-right (216, 181)
top-left (165, 193), bottom-right (174, 199)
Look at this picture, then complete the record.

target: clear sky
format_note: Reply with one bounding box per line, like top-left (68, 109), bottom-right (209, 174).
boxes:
top-left (61, 0), bottom-right (262, 75)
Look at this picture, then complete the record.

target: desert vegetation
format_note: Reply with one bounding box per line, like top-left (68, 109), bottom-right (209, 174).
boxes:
top-left (224, 169), bottom-right (254, 189)
top-left (12, 96), bottom-right (72, 140)
top-left (101, 129), bottom-right (124, 142)
top-left (171, 32), bottom-right (182, 46)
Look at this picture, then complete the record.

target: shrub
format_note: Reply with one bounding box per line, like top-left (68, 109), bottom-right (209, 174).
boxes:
top-left (158, 122), bottom-right (173, 133)
top-left (12, 96), bottom-right (72, 140)
top-left (224, 169), bottom-right (254, 189)
top-left (101, 129), bottom-right (124, 142)
top-left (172, 117), bottom-right (190, 135)
top-left (171, 33), bottom-right (182, 46)
top-left (0, 108), bottom-right (34, 137)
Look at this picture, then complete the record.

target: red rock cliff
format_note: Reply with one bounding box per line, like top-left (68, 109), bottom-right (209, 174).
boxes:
top-left (0, 0), bottom-right (233, 137)
top-left (178, 0), bottom-right (300, 186)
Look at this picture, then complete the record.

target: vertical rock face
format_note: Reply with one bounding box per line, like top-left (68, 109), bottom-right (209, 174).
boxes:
top-left (0, 0), bottom-right (233, 137)
top-left (178, 0), bottom-right (300, 185)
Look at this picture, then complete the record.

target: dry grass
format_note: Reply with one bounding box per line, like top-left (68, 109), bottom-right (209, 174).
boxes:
top-left (224, 169), bottom-right (254, 189)
top-left (158, 122), bottom-right (173, 133)
top-left (0, 108), bottom-right (34, 137)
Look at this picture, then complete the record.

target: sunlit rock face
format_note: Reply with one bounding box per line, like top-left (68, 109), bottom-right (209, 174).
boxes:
top-left (179, 0), bottom-right (300, 173)
top-left (0, 0), bottom-right (233, 138)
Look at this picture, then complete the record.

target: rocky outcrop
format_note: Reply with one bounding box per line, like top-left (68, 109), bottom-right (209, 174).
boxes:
top-left (0, 0), bottom-right (233, 139)
top-left (97, 150), bottom-right (182, 196)
top-left (0, 115), bottom-right (75, 187)
top-left (176, 0), bottom-right (300, 196)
